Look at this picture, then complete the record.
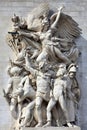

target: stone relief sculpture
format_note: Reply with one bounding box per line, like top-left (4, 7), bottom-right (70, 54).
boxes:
top-left (3, 3), bottom-right (81, 130)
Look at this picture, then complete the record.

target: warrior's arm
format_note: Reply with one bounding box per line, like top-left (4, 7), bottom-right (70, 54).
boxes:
top-left (24, 54), bottom-right (38, 77)
top-left (6, 79), bottom-right (13, 94)
top-left (18, 31), bottom-right (39, 41)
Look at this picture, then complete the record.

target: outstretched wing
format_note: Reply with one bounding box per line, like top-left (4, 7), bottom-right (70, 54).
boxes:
top-left (50, 13), bottom-right (82, 40)
top-left (27, 3), bottom-right (50, 31)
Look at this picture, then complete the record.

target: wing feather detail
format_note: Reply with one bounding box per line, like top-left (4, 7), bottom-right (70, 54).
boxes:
top-left (50, 13), bottom-right (82, 40)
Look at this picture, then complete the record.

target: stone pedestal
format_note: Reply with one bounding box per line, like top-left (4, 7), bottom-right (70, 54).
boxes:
top-left (0, 126), bottom-right (81, 130)
top-left (9, 127), bottom-right (81, 130)
top-left (19, 127), bottom-right (81, 130)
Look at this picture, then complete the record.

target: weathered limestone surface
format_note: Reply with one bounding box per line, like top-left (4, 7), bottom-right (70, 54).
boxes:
top-left (0, 0), bottom-right (87, 130)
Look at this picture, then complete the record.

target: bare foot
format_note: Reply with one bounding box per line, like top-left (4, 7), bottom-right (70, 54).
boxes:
top-left (67, 122), bottom-right (73, 127)
top-left (43, 121), bottom-right (51, 127)
top-left (56, 120), bottom-right (61, 127)
top-left (35, 122), bottom-right (43, 127)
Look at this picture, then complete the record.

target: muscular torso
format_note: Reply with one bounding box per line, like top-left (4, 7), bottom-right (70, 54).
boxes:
top-left (11, 76), bottom-right (22, 93)
top-left (36, 72), bottom-right (51, 93)
top-left (53, 77), bottom-right (67, 97)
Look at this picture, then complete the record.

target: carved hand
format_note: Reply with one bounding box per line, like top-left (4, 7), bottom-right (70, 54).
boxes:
top-left (58, 6), bottom-right (65, 11)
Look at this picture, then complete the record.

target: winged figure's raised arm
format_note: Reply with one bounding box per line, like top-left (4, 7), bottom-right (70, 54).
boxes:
top-left (50, 7), bottom-right (82, 40)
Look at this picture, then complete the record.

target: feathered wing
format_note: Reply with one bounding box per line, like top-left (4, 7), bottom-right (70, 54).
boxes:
top-left (27, 3), bottom-right (50, 31)
top-left (50, 13), bottom-right (82, 40)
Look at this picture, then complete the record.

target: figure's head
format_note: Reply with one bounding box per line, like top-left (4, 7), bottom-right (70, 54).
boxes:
top-left (68, 63), bottom-right (77, 78)
top-left (40, 13), bottom-right (50, 32)
top-left (56, 64), bottom-right (66, 77)
top-left (8, 66), bottom-right (22, 76)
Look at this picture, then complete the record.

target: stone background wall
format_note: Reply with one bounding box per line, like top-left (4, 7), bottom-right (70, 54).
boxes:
top-left (0, 0), bottom-right (87, 130)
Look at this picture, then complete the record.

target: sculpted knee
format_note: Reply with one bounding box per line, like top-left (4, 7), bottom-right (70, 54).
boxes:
top-left (47, 106), bottom-right (51, 112)
top-left (62, 108), bottom-right (67, 113)
top-left (35, 104), bottom-right (41, 110)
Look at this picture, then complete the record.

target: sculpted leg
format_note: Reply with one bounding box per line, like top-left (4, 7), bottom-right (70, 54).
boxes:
top-left (10, 98), bottom-right (17, 119)
top-left (20, 100), bottom-right (35, 128)
top-left (35, 96), bottom-right (43, 127)
top-left (59, 95), bottom-right (73, 127)
top-left (52, 107), bottom-right (60, 127)
top-left (18, 94), bottom-right (27, 103)
top-left (18, 88), bottom-right (35, 103)
top-left (43, 98), bottom-right (56, 127)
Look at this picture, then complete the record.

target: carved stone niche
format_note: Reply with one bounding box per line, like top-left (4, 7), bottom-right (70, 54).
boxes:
top-left (4, 3), bottom-right (81, 130)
